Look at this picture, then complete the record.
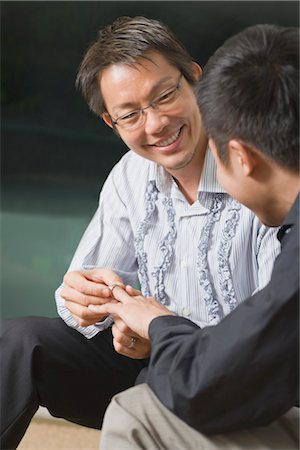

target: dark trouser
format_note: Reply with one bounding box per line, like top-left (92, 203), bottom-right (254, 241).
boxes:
top-left (0, 316), bottom-right (148, 450)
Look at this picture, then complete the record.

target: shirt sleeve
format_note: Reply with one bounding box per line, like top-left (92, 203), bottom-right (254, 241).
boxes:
top-left (55, 160), bottom-right (139, 338)
top-left (147, 224), bottom-right (299, 434)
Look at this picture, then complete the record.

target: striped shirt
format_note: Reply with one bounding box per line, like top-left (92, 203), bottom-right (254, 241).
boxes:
top-left (55, 149), bottom-right (280, 338)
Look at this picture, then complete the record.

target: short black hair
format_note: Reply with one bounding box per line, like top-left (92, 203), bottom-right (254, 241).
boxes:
top-left (198, 24), bottom-right (299, 172)
top-left (76, 16), bottom-right (196, 116)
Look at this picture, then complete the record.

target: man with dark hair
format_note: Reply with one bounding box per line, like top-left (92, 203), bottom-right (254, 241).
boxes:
top-left (1, 18), bottom-right (281, 449)
top-left (92, 24), bottom-right (299, 450)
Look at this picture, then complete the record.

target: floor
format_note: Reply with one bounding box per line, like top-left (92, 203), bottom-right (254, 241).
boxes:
top-left (18, 410), bottom-right (100, 450)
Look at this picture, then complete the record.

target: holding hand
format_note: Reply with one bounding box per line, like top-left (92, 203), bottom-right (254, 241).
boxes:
top-left (112, 316), bottom-right (151, 359)
top-left (61, 268), bottom-right (124, 327)
top-left (89, 284), bottom-right (175, 340)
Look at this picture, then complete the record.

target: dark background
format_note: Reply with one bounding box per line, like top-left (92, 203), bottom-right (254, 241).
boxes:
top-left (1, 1), bottom-right (299, 319)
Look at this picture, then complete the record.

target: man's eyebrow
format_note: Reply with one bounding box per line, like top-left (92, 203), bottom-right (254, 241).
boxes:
top-left (111, 75), bottom-right (176, 114)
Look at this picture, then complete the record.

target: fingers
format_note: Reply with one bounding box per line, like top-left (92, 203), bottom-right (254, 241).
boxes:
top-left (61, 268), bottom-right (126, 328)
top-left (88, 302), bottom-right (120, 316)
top-left (63, 268), bottom-right (124, 297)
top-left (110, 285), bottom-right (136, 304)
top-left (61, 284), bottom-right (112, 307)
top-left (85, 268), bottom-right (124, 286)
top-left (112, 337), bottom-right (136, 358)
top-left (125, 285), bottom-right (142, 296)
top-left (112, 323), bottom-right (136, 347)
top-left (113, 316), bottom-right (138, 337)
top-left (65, 302), bottom-right (108, 327)
top-left (63, 271), bottom-right (111, 299)
top-left (111, 322), bottom-right (151, 359)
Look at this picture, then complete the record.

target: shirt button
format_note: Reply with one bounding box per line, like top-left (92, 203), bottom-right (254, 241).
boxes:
top-left (180, 260), bottom-right (188, 268)
top-left (182, 307), bottom-right (191, 317)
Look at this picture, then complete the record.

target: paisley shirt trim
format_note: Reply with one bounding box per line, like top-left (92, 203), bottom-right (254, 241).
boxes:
top-left (217, 198), bottom-right (241, 312)
top-left (197, 193), bottom-right (224, 325)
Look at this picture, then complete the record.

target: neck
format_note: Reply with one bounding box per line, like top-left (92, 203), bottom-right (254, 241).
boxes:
top-left (173, 166), bottom-right (203, 204)
top-left (271, 173), bottom-right (300, 218)
top-left (260, 168), bottom-right (300, 225)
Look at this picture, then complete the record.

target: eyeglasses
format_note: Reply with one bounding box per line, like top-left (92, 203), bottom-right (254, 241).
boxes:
top-left (108, 73), bottom-right (183, 131)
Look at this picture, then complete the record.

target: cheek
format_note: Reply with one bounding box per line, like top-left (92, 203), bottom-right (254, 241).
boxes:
top-left (190, 101), bottom-right (201, 129)
top-left (118, 132), bottom-right (144, 155)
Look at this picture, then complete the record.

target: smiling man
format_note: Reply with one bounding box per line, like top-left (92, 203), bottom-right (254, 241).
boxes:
top-left (1, 17), bottom-right (281, 449)
top-left (100, 54), bottom-right (205, 184)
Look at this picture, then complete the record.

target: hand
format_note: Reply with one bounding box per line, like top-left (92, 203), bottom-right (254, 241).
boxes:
top-left (112, 316), bottom-right (151, 359)
top-left (61, 268), bottom-right (124, 327)
top-left (89, 285), bottom-right (175, 339)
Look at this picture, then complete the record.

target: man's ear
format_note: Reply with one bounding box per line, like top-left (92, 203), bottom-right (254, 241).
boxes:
top-left (228, 139), bottom-right (258, 176)
top-left (192, 62), bottom-right (202, 81)
top-left (102, 112), bottom-right (113, 129)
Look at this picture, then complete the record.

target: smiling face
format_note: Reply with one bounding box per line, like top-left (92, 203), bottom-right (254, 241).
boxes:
top-left (99, 52), bottom-right (206, 178)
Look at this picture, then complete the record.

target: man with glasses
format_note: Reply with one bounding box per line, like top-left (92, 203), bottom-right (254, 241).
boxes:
top-left (1, 16), bottom-right (280, 449)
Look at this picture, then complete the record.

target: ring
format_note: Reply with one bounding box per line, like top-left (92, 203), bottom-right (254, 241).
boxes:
top-left (128, 337), bottom-right (137, 349)
top-left (108, 282), bottom-right (125, 297)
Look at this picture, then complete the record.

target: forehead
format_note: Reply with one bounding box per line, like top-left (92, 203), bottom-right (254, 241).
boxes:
top-left (99, 52), bottom-right (179, 111)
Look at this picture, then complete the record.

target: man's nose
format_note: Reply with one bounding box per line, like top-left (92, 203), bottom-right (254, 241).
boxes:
top-left (143, 108), bottom-right (170, 135)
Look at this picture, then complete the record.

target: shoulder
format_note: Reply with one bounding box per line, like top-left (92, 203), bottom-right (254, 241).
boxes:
top-left (112, 151), bottom-right (155, 180)
top-left (102, 151), bottom-right (157, 202)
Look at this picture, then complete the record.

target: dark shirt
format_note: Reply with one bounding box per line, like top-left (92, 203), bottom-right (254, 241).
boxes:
top-left (147, 195), bottom-right (299, 434)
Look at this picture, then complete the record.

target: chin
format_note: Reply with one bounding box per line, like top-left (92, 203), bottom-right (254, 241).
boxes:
top-left (255, 211), bottom-right (282, 227)
top-left (260, 219), bottom-right (278, 227)
top-left (260, 218), bottom-right (282, 227)
top-left (166, 151), bottom-right (196, 171)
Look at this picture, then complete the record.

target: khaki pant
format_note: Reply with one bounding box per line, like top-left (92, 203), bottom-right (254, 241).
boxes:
top-left (100, 384), bottom-right (299, 450)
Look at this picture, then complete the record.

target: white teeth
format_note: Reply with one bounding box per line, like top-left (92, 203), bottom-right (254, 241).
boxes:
top-left (155, 129), bottom-right (180, 147)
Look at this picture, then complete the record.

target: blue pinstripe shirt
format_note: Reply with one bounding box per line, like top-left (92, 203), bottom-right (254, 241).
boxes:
top-left (55, 149), bottom-right (280, 338)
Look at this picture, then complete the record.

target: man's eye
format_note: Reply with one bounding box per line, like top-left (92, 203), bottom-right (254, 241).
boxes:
top-left (119, 111), bottom-right (139, 122)
top-left (156, 89), bottom-right (175, 104)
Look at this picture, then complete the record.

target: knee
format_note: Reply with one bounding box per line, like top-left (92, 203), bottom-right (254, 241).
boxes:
top-left (101, 385), bottom-right (158, 450)
top-left (2, 316), bottom-right (47, 341)
top-left (113, 384), bottom-right (150, 407)
top-left (1, 317), bottom-right (63, 354)
top-left (1, 319), bottom-right (44, 363)
top-left (105, 384), bottom-right (151, 423)
top-left (102, 387), bottom-right (147, 439)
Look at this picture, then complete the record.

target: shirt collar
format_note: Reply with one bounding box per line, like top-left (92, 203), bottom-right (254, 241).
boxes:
top-left (149, 147), bottom-right (225, 196)
top-left (198, 149), bottom-right (225, 194)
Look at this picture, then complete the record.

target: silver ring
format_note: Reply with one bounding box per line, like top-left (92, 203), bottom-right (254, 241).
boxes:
top-left (128, 337), bottom-right (137, 349)
top-left (108, 282), bottom-right (124, 296)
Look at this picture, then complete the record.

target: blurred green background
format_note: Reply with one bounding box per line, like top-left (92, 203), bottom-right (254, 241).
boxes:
top-left (1, 1), bottom-right (298, 319)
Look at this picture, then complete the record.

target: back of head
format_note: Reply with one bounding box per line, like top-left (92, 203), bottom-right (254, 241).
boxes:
top-left (198, 24), bottom-right (299, 172)
top-left (76, 16), bottom-right (196, 116)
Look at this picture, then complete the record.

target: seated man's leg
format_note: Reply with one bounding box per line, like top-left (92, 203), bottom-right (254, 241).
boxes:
top-left (100, 384), bottom-right (299, 450)
top-left (0, 316), bottom-right (147, 450)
